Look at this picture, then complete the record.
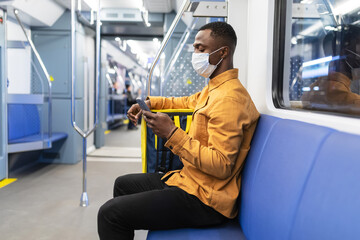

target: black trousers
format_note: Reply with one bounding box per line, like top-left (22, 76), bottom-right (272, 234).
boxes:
top-left (97, 173), bottom-right (227, 240)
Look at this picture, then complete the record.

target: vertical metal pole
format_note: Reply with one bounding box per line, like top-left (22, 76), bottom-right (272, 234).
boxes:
top-left (71, 0), bottom-right (101, 207)
top-left (71, 0), bottom-right (77, 131)
top-left (95, 0), bottom-right (101, 130)
top-left (80, 137), bottom-right (88, 206)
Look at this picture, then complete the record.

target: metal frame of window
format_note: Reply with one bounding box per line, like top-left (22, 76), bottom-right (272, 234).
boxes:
top-left (272, 0), bottom-right (287, 108)
top-left (272, 0), bottom-right (360, 118)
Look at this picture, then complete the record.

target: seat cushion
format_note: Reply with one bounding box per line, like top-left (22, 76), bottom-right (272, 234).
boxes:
top-left (147, 220), bottom-right (246, 240)
top-left (290, 131), bottom-right (360, 239)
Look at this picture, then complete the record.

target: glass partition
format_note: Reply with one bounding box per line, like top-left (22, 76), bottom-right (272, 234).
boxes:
top-left (148, 0), bottom-right (227, 97)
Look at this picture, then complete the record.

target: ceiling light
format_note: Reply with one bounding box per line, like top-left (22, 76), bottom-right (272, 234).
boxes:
top-left (333, 0), bottom-right (360, 15)
top-left (324, 26), bottom-right (338, 31)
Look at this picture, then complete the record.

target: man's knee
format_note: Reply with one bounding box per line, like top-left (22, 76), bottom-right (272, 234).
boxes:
top-left (98, 198), bottom-right (128, 225)
top-left (113, 174), bottom-right (137, 197)
top-left (98, 198), bottom-right (134, 239)
top-left (98, 199), bottom-right (115, 224)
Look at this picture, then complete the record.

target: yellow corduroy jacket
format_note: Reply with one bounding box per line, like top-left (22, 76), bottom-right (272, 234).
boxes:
top-left (149, 68), bottom-right (259, 218)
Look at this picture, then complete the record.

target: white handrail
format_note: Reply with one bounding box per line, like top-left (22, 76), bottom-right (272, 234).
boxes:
top-left (14, 9), bottom-right (53, 146)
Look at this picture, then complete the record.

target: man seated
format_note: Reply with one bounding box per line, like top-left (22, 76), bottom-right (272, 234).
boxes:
top-left (97, 22), bottom-right (259, 240)
top-left (301, 24), bottom-right (360, 115)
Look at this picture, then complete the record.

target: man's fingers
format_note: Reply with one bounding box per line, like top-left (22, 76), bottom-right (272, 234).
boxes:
top-left (143, 111), bottom-right (157, 120)
top-left (127, 104), bottom-right (137, 115)
top-left (127, 115), bottom-right (137, 125)
top-left (127, 113), bottom-right (137, 123)
top-left (135, 111), bottom-right (142, 120)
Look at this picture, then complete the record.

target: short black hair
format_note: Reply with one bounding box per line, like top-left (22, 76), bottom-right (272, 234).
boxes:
top-left (199, 21), bottom-right (237, 51)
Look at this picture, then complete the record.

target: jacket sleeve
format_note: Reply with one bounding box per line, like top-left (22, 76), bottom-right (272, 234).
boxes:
top-left (148, 92), bottom-right (201, 110)
top-left (164, 96), bottom-right (251, 179)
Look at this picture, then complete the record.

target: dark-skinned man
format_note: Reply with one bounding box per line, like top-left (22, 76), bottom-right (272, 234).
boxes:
top-left (98, 22), bottom-right (260, 240)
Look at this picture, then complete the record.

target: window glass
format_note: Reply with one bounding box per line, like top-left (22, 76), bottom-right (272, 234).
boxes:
top-left (283, 0), bottom-right (360, 116)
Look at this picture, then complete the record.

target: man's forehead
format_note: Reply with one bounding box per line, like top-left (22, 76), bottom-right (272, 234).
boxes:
top-left (193, 29), bottom-right (214, 46)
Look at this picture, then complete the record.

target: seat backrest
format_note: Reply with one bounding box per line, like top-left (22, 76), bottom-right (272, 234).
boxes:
top-left (239, 114), bottom-right (360, 239)
top-left (289, 131), bottom-right (360, 239)
top-left (8, 104), bottom-right (40, 141)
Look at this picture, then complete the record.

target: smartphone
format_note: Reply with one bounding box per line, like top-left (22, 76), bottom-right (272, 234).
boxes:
top-left (136, 98), bottom-right (150, 112)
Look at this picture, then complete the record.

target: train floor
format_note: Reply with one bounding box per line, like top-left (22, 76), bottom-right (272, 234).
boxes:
top-left (0, 125), bottom-right (148, 240)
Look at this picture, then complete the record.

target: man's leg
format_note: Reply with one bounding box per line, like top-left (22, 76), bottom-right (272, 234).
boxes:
top-left (113, 173), bottom-right (165, 197)
top-left (98, 173), bottom-right (226, 240)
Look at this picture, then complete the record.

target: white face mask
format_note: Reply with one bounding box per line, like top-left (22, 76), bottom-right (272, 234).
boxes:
top-left (191, 47), bottom-right (224, 78)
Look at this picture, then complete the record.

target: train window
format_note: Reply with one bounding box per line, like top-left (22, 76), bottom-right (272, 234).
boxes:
top-left (273, 0), bottom-right (360, 116)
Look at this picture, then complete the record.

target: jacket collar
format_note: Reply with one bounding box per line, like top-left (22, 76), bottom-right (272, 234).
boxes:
top-left (208, 68), bottom-right (239, 91)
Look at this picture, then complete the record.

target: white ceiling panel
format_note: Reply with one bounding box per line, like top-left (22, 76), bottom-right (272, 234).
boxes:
top-left (143, 0), bottom-right (173, 13)
top-left (100, 0), bottom-right (143, 9)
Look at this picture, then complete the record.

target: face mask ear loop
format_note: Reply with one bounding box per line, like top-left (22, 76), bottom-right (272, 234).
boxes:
top-left (209, 46), bottom-right (225, 56)
top-left (209, 47), bottom-right (225, 67)
top-left (216, 58), bottom-right (223, 66)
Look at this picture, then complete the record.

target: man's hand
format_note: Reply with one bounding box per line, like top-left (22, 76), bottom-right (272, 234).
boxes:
top-left (127, 100), bottom-right (151, 126)
top-left (143, 111), bottom-right (177, 139)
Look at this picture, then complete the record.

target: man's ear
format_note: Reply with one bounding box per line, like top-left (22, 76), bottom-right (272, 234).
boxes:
top-left (221, 46), bottom-right (230, 59)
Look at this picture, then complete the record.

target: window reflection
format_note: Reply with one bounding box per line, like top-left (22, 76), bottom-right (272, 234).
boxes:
top-left (287, 0), bottom-right (360, 116)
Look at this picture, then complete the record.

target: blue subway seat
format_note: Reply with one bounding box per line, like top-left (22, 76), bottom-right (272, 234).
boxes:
top-left (147, 220), bottom-right (246, 240)
top-left (147, 114), bottom-right (360, 239)
top-left (8, 104), bottom-right (40, 141)
top-left (8, 104), bottom-right (67, 152)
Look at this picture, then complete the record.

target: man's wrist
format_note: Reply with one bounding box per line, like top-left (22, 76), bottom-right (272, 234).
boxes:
top-left (166, 126), bottom-right (178, 140)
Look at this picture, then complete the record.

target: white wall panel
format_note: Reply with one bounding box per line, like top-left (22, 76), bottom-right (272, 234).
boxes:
top-left (228, 0), bottom-right (248, 87)
top-left (7, 20), bottom-right (31, 94)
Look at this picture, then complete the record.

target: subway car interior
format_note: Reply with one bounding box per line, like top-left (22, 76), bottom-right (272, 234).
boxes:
top-left (1, 0), bottom-right (360, 239)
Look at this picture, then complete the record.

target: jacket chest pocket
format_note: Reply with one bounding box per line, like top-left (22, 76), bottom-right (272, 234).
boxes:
top-left (193, 111), bottom-right (209, 144)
